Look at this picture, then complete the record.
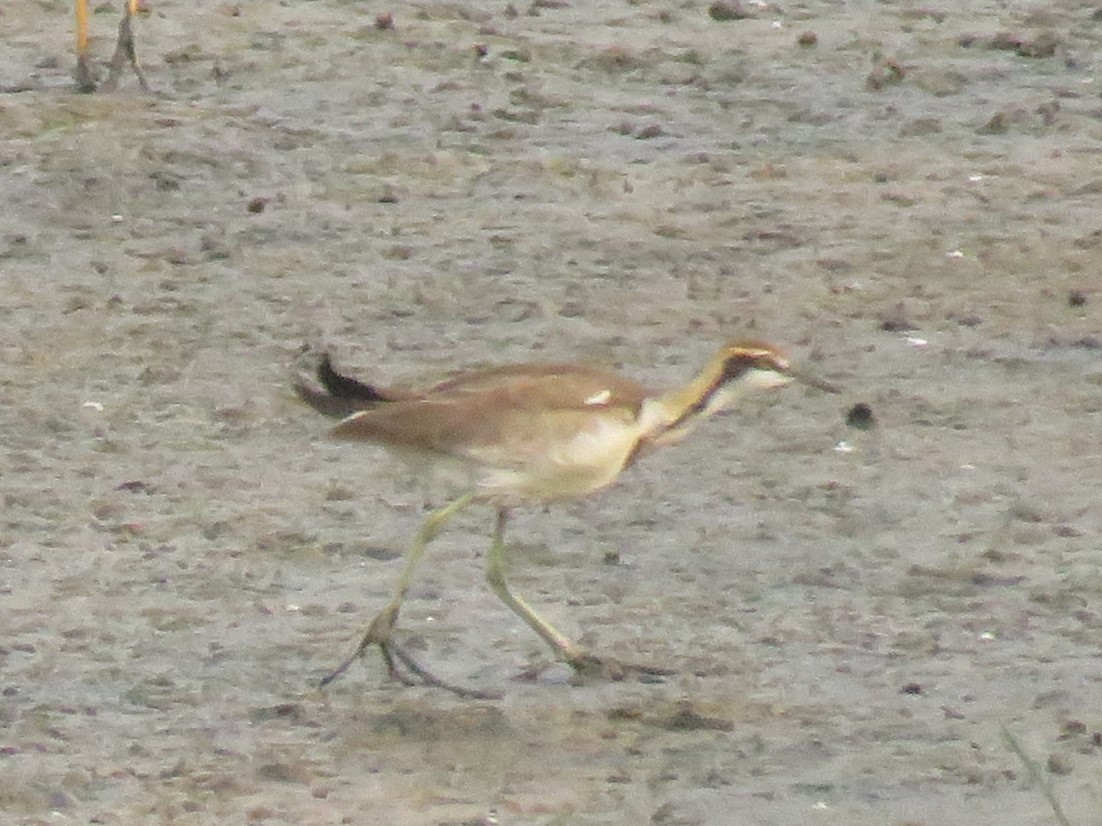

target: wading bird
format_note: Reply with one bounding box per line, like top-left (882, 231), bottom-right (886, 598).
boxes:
top-left (295, 341), bottom-right (838, 696)
top-left (75, 0), bottom-right (148, 92)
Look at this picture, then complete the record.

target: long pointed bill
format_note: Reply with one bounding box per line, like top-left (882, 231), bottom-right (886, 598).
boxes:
top-left (789, 367), bottom-right (841, 394)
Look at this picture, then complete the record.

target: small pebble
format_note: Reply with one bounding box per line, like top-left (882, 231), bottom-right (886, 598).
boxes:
top-left (1060, 719), bottom-right (1087, 738)
top-left (708, 1), bottom-right (750, 21)
top-left (1046, 753), bottom-right (1073, 775)
top-left (845, 403), bottom-right (875, 430)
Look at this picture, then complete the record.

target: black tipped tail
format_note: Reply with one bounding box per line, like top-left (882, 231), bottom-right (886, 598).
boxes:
top-left (316, 354), bottom-right (392, 405)
top-left (294, 351), bottom-right (396, 419)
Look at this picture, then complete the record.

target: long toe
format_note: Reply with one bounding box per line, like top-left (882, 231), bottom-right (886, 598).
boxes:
top-left (385, 642), bottom-right (502, 700)
top-left (567, 653), bottom-right (673, 684)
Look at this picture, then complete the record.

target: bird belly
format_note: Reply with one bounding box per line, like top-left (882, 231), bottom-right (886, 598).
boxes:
top-left (386, 446), bottom-right (487, 492)
top-left (476, 416), bottom-right (640, 502)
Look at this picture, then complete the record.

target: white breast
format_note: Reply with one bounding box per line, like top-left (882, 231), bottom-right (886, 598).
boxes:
top-left (476, 415), bottom-right (643, 502)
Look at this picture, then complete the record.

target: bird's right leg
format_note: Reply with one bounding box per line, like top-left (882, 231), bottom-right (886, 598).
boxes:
top-left (486, 508), bottom-right (672, 684)
top-left (320, 493), bottom-right (475, 688)
top-left (485, 508), bottom-right (600, 672)
top-left (75, 0), bottom-right (96, 92)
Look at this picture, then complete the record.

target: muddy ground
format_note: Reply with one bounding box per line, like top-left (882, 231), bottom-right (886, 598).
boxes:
top-left (2, 1), bottom-right (1102, 823)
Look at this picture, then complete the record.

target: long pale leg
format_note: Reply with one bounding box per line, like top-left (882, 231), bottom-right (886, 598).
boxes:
top-left (486, 508), bottom-right (673, 682)
top-left (485, 508), bottom-right (601, 674)
top-left (321, 493), bottom-right (499, 698)
top-left (101, 0), bottom-right (149, 93)
top-left (75, 0), bottom-right (150, 93)
top-left (75, 0), bottom-right (96, 92)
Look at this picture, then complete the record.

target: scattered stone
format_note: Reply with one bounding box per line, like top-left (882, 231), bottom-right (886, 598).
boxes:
top-left (845, 403), bottom-right (875, 430)
top-left (1059, 719), bottom-right (1087, 738)
top-left (977, 111), bottom-right (1009, 134)
top-left (257, 761), bottom-right (312, 784)
top-left (150, 170), bottom-right (181, 191)
top-left (199, 233), bottom-right (231, 260)
top-left (951, 312), bottom-right (983, 328)
top-left (797, 31), bottom-right (818, 47)
top-left (1046, 753), bottom-right (1073, 775)
top-left (1018, 31), bottom-right (1060, 58)
top-left (116, 480), bottom-right (154, 493)
top-left (708, 1), bottom-right (751, 21)
top-left (899, 117), bottom-right (942, 137)
top-left (866, 57), bottom-right (906, 90)
top-left (912, 68), bottom-right (968, 96)
top-left (1036, 100), bottom-right (1059, 125)
top-left (987, 30), bottom-right (1061, 57)
top-left (988, 31), bottom-right (1022, 51)
top-left (248, 703), bottom-right (305, 723)
top-left (815, 257), bottom-right (853, 272)
top-left (878, 302), bottom-right (916, 332)
top-left (164, 247), bottom-right (192, 265)
top-left (662, 702), bottom-right (734, 731)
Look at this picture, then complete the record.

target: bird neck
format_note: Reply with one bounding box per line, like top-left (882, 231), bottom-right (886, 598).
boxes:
top-left (643, 352), bottom-right (734, 442)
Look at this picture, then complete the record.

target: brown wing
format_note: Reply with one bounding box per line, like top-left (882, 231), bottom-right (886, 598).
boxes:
top-left (329, 367), bottom-right (652, 466)
top-left (426, 362), bottom-right (652, 403)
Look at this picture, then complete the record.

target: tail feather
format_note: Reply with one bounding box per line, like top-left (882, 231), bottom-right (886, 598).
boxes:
top-left (294, 352), bottom-right (396, 419)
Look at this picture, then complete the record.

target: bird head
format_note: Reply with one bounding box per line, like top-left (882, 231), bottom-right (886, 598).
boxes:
top-left (718, 341), bottom-right (839, 396)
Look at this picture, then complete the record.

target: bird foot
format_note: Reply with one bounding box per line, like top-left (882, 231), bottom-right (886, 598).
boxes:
top-left (381, 642), bottom-right (502, 700)
top-left (319, 605), bottom-right (501, 700)
top-left (319, 638), bottom-right (500, 700)
top-left (100, 2), bottom-right (150, 93)
top-left (317, 604), bottom-right (399, 688)
top-left (571, 653), bottom-right (673, 684)
top-left (75, 56), bottom-right (97, 94)
top-left (514, 652), bottom-right (673, 684)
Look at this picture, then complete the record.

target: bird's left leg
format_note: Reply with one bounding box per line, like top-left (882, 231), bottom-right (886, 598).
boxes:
top-left (321, 493), bottom-right (499, 698)
top-left (100, 0), bottom-right (150, 92)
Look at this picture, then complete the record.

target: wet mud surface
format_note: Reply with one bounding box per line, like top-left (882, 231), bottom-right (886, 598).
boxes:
top-left (2, 1), bottom-right (1102, 823)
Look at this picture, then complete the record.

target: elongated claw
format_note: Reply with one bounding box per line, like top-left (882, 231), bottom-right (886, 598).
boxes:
top-left (568, 653), bottom-right (674, 684)
top-left (385, 643), bottom-right (502, 700)
top-left (320, 637), bottom-right (500, 700)
top-left (514, 652), bottom-right (673, 685)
